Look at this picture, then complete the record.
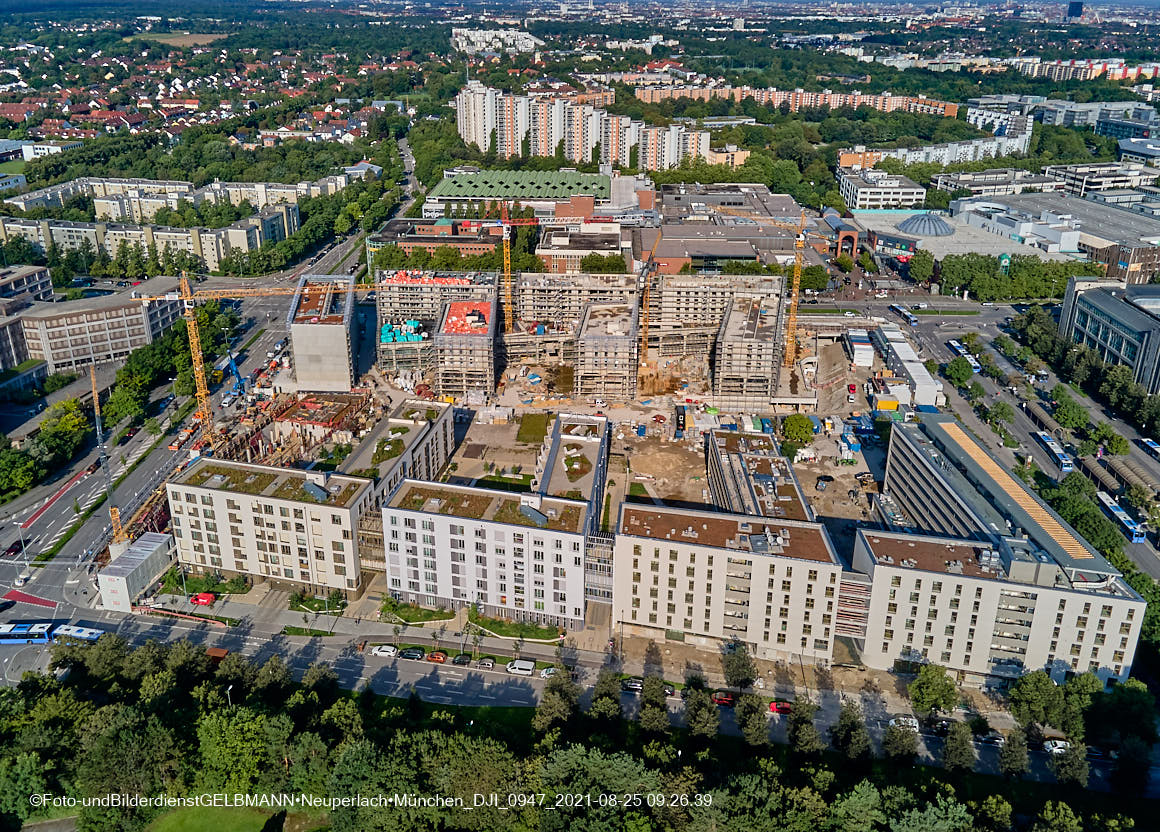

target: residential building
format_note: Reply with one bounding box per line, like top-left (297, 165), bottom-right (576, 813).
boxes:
top-left (705, 145), bottom-right (752, 168)
top-left (838, 169), bottom-right (926, 210)
top-left (612, 503), bottom-right (844, 663)
top-left (20, 139), bottom-right (82, 161)
top-left (1041, 162), bottom-right (1160, 197)
top-left (706, 430), bottom-right (813, 521)
top-left (288, 274), bottom-right (355, 393)
top-left (1095, 115), bottom-right (1159, 141)
top-left (97, 532), bottom-right (175, 613)
top-left (634, 84), bottom-right (959, 118)
top-left (930, 169), bottom-right (1066, 198)
top-left (711, 294), bottom-right (784, 408)
top-left (0, 265), bottom-right (52, 301)
top-left (0, 173), bottom-right (24, 194)
top-left (877, 416), bottom-right (1144, 684)
top-left (575, 302), bottom-right (637, 400)
top-left (837, 118), bottom-right (1032, 169)
top-left (450, 28), bottom-right (544, 54)
top-left (167, 459), bottom-right (373, 596)
top-left (1058, 277), bottom-right (1160, 394)
top-left (434, 300), bottom-right (496, 399)
top-left (1035, 100), bottom-right (1155, 128)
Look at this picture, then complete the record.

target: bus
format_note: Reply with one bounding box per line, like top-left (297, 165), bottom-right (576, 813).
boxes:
top-left (1034, 431), bottom-right (1075, 474)
top-left (890, 304), bottom-right (919, 327)
top-left (51, 625), bottom-right (105, 643)
top-left (948, 340), bottom-right (981, 372)
top-left (1138, 437), bottom-right (1160, 461)
top-left (0, 623), bottom-right (52, 644)
top-left (947, 339), bottom-right (967, 356)
top-left (1097, 492), bottom-right (1147, 544)
top-left (965, 354), bottom-right (982, 374)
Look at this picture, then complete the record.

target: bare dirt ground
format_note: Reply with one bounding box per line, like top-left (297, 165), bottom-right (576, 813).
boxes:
top-left (126, 32), bottom-right (228, 46)
top-left (623, 436), bottom-right (711, 506)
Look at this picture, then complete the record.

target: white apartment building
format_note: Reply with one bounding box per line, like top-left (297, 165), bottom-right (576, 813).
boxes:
top-left (450, 28), bottom-right (544, 54)
top-left (838, 168), bottom-right (926, 210)
top-left (854, 529), bottom-right (1144, 686)
top-left (166, 459), bottom-right (373, 596)
top-left (20, 140), bottom-right (82, 161)
top-left (612, 504), bottom-right (844, 663)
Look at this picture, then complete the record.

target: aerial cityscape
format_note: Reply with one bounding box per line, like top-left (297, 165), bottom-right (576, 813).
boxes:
top-left (2, 0), bottom-right (1160, 828)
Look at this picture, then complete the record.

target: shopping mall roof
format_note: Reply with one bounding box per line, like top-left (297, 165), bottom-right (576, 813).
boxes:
top-left (427, 169), bottom-right (611, 201)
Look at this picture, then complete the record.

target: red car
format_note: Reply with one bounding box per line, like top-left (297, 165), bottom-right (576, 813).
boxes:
top-left (426, 651), bottom-right (447, 663)
top-left (189, 592), bottom-right (216, 606)
top-left (769, 699), bottom-right (793, 715)
top-left (848, 383), bottom-right (857, 395)
top-left (711, 691), bottom-right (736, 707)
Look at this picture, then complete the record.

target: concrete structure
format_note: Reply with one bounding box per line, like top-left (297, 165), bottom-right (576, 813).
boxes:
top-left (450, 28), bottom-right (544, 54)
top-left (534, 221), bottom-right (630, 273)
top-left (837, 117), bottom-right (1032, 170)
top-left (434, 300), bottom-right (496, 399)
top-left (706, 430), bottom-right (813, 521)
top-left (367, 218), bottom-right (499, 260)
top-left (871, 324), bottom-right (942, 407)
top-left (288, 274), bottom-right (356, 393)
top-left (612, 503), bottom-right (843, 663)
top-left (634, 84), bottom-right (959, 118)
top-left (950, 192), bottom-right (1160, 282)
top-left (97, 532), bottom-right (175, 613)
top-left (167, 458), bottom-right (373, 596)
top-left (0, 265), bottom-right (52, 301)
top-left (853, 209), bottom-right (1075, 263)
top-left (1119, 138), bottom-right (1160, 166)
top-left (1035, 100), bottom-right (1156, 128)
top-left (838, 169), bottom-right (926, 209)
top-left (1059, 277), bottom-right (1160, 394)
top-left (878, 416), bottom-right (1144, 684)
top-left (20, 140), bottom-right (82, 161)
top-left (575, 302), bottom-right (638, 400)
top-left (930, 169), bottom-right (1066, 198)
top-left (1041, 163), bottom-right (1160, 197)
top-left (13, 277), bottom-right (181, 373)
top-left (711, 294), bottom-right (784, 408)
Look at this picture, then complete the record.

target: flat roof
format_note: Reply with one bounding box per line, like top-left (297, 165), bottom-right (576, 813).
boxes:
top-left (860, 529), bottom-right (1001, 579)
top-left (619, 504), bottom-right (836, 564)
top-left (100, 532), bottom-right (172, 579)
top-left (427, 169), bottom-right (610, 201)
top-left (176, 458), bottom-right (368, 508)
top-left (579, 302), bottom-right (635, 338)
top-left (340, 400), bottom-right (448, 476)
top-left (853, 209), bottom-right (1074, 261)
top-left (290, 274), bottom-right (355, 326)
top-left (542, 414), bottom-right (607, 502)
top-left (390, 480), bottom-right (586, 534)
top-left (721, 295), bottom-right (780, 342)
top-left (985, 192), bottom-right (1160, 247)
top-left (709, 431), bottom-right (812, 522)
top-left (16, 276), bottom-right (180, 317)
top-left (439, 300), bottom-right (494, 336)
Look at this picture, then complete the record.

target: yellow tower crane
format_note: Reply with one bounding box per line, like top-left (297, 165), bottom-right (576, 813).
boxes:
top-left (638, 227), bottom-right (662, 372)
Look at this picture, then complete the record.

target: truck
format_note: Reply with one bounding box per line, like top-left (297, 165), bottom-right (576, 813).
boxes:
top-left (760, 418), bottom-right (774, 435)
top-left (807, 415), bottom-right (823, 434)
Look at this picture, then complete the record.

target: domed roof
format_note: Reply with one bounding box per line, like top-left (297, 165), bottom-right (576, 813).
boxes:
top-left (897, 212), bottom-right (954, 237)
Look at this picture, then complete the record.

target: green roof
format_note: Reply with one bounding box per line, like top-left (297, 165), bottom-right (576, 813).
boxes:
top-left (428, 169), bottom-right (611, 201)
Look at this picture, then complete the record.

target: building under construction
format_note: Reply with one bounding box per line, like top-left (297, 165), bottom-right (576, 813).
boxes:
top-left (575, 302), bottom-right (638, 400)
top-left (712, 293), bottom-right (786, 408)
top-left (434, 300), bottom-right (497, 399)
top-left (288, 274), bottom-right (355, 392)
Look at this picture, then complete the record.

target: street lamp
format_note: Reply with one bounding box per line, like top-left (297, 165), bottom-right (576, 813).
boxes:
top-left (226, 684), bottom-right (233, 707)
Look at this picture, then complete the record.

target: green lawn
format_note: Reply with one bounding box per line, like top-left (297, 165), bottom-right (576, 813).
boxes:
top-left (161, 568), bottom-right (250, 596)
top-left (147, 806), bottom-right (274, 832)
top-left (382, 597), bottom-right (455, 623)
top-left (628, 482), bottom-right (649, 497)
top-left (240, 328), bottom-right (265, 352)
top-left (468, 607), bottom-right (561, 640)
top-left (281, 625), bottom-right (335, 637)
top-left (0, 159), bottom-right (25, 175)
top-left (476, 473), bottom-right (534, 493)
top-left (516, 412), bottom-right (550, 443)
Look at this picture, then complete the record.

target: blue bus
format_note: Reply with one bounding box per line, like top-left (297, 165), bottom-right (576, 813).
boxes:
top-left (891, 304), bottom-right (919, 327)
top-left (1138, 437), bottom-right (1160, 461)
top-left (1097, 492), bottom-right (1147, 544)
top-left (51, 625), bottom-right (105, 643)
top-left (0, 623), bottom-right (52, 644)
top-left (1034, 431), bottom-right (1075, 474)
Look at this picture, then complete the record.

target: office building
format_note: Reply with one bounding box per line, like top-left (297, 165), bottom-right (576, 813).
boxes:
top-left (97, 532), bottom-right (175, 613)
top-left (1119, 138), bottom-right (1160, 166)
top-left (612, 504), bottom-right (843, 663)
top-left (1058, 277), bottom-right (1160, 394)
top-left (288, 275), bottom-right (356, 393)
top-left (434, 300), bottom-right (496, 399)
top-left (167, 459), bottom-right (374, 595)
top-left (1042, 162), bottom-right (1160, 197)
top-left (0, 173), bottom-right (25, 194)
top-left (1095, 115), bottom-right (1159, 141)
top-left (711, 295), bottom-right (784, 408)
top-left (534, 222), bottom-right (630, 274)
top-left (0, 265), bottom-right (52, 301)
top-left (1067, 1), bottom-right (1083, 19)
top-left (839, 169), bottom-right (926, 210)
top-left (14, 277), bottom-right (181, 373)
top-left (575, 302), bottom-right (638, 400)
top-left (367, 218), bottom-right (499, 260)
top-left (930, 169), bottom-right (1066, 198)
top-left (877, 416), bottom-right (1144, 684)
top-left (20, 140), bottom-right (82, 161)
top-left (872, 324), bottom-right (942, 407)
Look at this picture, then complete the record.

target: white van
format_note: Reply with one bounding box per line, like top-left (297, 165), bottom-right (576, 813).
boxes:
top-left (506, 659), bottom-right (535, 676)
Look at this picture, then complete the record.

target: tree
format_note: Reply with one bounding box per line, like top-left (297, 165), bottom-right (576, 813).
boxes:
top-left (1050, 742), bottom-right (1089, 788)
top-left (998, 729), bottom-right (1029, 779)
top-left (196, 707), bottom-right (268, 792)
top-left (883, 724), bottom-right (918, 762)
top-left (1008, 670), bottom-right (1063, 728)
top-left (735, 693), bottom-right (768, 746)
top-left (826, 780), bottom-right (886, 832)
top-left (987, 400), bottom-right (1014, 426)
top-left (1052, 393), bottom-right (1088, 431)
top-left (975, 795), bottom-right (1013, 832)
top-left (890, 794), bottom-right (974, 832)
top-left (722, 644), bottom-right (758, 691)
top-left (638, 675), bottom-right (671, 734)
top-left (788, 699), bottom-right (825, 757)
top-left (781, 414), bottom-right (816, 449)
top-left (944, 356), bottom-right (975, 388)
top-left (941, 721), bottom-right (977, 774)
top-left (1031, 801), bottom-right (1082, 832)
top-left (965, 381), bottom-right (986, 402)
top-left (858, 250), bottom-right (878, 273)
top-left (834, 253), bottom-right (855, 273)
top-left (683, 688), bottom-right (720, 739)
top-left (533, 667), bottom-right (581, 733)
top-left (908, 664), bottom-right (956, 716)
top-left (909, 249), bottom-right (935, 283)
top-left (831, 701), bottom-right (870, 762)
top-left (589, 669), bottom-right (622, 722)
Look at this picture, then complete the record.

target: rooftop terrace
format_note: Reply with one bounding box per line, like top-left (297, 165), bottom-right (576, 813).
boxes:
top-left (178, 459), bottom-right (367, 508)
top-left (390, 481), bottom-right (585, 533)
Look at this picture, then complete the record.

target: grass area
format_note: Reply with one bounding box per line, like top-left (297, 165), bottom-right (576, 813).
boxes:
top-left (161, 568), bottom-right (251, 596)
top-left (0, 358), bottom-right (44, 383)
top-left (493, 498), bottom-right (582, 531)
top-left (468, 606), bottom-right (561, 640)
top-left (146, 805), bottom-right (275, 832)
top-left (628, 482), bottom-right (649, 497)
top-left (184, 463), bottom-right (277, 494)
top-left (371, 433), bottom-right (408, 464)
top-left (914, 309), bottom-right (979, 316)
top-left (240, 327), bottom-right (266, 352)
top-left (600, 492), bottom-right (613, 532)
top-left (126, 31), bottom-right (227, 46)
top-left (475, 473), bottom-right (534, 493)
top-left (0, 159), bottom-right (26, 175)
top-left (399, 485), bottom-right (493, 518)
top-left (516, 412), bottom-right (550, 444)
top-left (402, 407), bottom-right (440, 421)
top-left (382, 597), bottom-right (455, 623)
top-left (281, 625), bottom-right (335, 637)
top-left (563, 452), bottom-right (592, 482)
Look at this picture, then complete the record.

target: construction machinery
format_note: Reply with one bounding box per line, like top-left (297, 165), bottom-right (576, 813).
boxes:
top-left (495, 203), bottom-right (539, 334)
top-left (89, 366), bottom-right (125, 543)
top-left (638, 227), bottom-right (663, 372)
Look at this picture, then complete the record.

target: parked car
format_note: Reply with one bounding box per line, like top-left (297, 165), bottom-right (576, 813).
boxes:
top-left (889, 716), bottom-right (920, 732)
top-left (711, 691), bottom-right (736, 707)
top-left (477, 658), bottom-right (495, 669)
top-left (540, 666), bottom-right (559, 679)
top-left (978, 731), bottom-right (1006, 747)
top-left (506, 659), bottom-right (535, 676)
top-left (189, 593), bottom-right (216, 606)
top-left (452, 653), bottom-right (472, 666)
top-left (621, 676), bottom-right (645, 693)
top-left (399, 647), bottom-right (425, 660)
top-left (370, 644), bottom-right (398, 658)
top-left (0, 600), bottom-right (14, 613)
top-left (769, 699), bottom-right (793, 715)
top-left (426, 651), bottom-right (447, 663)
top-left (1043, 740), bottom-right (1071, 755)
